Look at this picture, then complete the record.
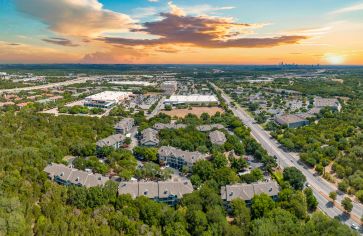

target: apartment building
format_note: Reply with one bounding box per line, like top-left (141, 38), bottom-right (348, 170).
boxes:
top-left (44, 163), bottom-right (109, 188)
top-left (115, 118), bottom-right (134, 134)
top-left (140, 128), bottom-right (159, 146)
top-left (96, 134), bottom-right (125, 149)
top-left (118, 179), bottom-right (193, 206)
top-left (158, 146), bottom-right (208, 170)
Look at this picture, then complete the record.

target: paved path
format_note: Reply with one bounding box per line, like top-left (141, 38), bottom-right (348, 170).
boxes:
top-left (211, 83), bottom-right (362, 232)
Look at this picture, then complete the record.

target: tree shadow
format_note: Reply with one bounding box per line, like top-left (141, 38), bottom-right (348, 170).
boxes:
top-left (334, 212), bottom-right (350, 222)
top-left (325, 201), bottom-right (334, 208)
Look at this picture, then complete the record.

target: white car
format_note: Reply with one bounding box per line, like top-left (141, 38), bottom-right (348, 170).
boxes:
top-left (351, 224), bottom-right (359, 231)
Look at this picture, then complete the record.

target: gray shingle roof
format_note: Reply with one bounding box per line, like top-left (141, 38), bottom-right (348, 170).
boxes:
top-left (114, 118), bottom-right (134, 130)
top-left (209, 130), bottom-right (227, 145)
top-left (275, 114), bottom-right (308, 125)
top-left (44, 163), bottom-right (109, 188)
top-left (140, 128), bottom-right (159, 146)
top-left (158, 146), bottom-right (207, 164)
top-left (196, 124), bottom-right (224, 132)
top-left (221, 181), bottom-right (280, 201)
top-left (96, 134), bottom-right (125, 147)
top-left (314, 98), bottom-right (340, 108)
top-left (118, 180), bottom-right (193, 199)
top-left (153, 123), bottom-right (187, 130)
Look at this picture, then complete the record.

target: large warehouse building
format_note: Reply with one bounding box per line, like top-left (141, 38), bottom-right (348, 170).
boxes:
top-left (164, 95), bottom-right (219, 105)
top-left (84, 91), bottom-right (132, 108)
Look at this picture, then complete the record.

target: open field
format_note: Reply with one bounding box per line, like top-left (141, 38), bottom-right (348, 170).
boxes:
top-left (161, 107), bottom-right (223, 118)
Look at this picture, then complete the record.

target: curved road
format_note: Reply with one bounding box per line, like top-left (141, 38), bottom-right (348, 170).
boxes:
top-left (212, 83), bottom-right (362, 232)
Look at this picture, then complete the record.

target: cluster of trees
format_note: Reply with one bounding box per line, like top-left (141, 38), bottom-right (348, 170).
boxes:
top-left (135, 162), bottom-right (173, 181)
top-left (58, 105), bottom-right (104, 115)
top-left (109, 105), bottom-right (132, 117)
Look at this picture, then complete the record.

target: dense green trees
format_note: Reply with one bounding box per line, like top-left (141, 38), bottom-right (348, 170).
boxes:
top-left (329, 191), bottom-right (337, 202)
top-left (251, 194), bottom-right (275, 219)
top-left (283, 167), bottom-right (306, 190)
top-left (133, 146), bottom-right (158, 161)
top-left (304, 188), bottom-right (318, 211)
top-left (341, 197), bottom-right (353, 213)
top-left (159, 127), bottom-right (209, 152)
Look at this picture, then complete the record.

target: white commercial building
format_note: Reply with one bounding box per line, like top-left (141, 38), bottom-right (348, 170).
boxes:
top-left (84, 91), bottom-right (132, 108)
top-left (110, 81), bottom-right (156, 87)
top-left (164, 95), bottom-right (219, 105)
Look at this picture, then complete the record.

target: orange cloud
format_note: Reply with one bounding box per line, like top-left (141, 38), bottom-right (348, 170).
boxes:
top-left (101, 13), bottom-right (307, 49)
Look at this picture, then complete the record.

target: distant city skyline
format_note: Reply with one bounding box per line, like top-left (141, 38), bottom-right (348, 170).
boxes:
top-left (1, 0), bottom-right (363, 64)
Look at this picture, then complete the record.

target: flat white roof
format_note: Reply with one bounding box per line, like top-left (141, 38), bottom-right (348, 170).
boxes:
top-left (85, 91), bottom-right (132, 102)
top-left (165, 95), bottom-right (218, 103)
top-left (110, 81), bottom-right (156, 86)
top-left (162, 81), bottom-right (177, 85)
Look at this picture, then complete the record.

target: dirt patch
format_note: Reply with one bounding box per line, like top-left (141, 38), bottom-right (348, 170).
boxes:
top-left (161, 107), bottom-right (224, 118)
top-left (331, 79), bottom-right (344, 84)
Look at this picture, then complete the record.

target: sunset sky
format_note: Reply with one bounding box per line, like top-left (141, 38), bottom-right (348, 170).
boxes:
top-left (1, 0), bottom-right (363, 64)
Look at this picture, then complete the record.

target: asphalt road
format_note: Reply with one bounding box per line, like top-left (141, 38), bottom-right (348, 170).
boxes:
top-left (0, 76), bottom-right (97, 94)
top-left (211, 83), bottom-right (362, 232)
top-left (146, 96), bottom-right (165, 120)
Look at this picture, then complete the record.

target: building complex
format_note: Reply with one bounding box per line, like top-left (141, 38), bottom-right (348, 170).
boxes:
top-left (96, 134), bottom-right (125, 150)
top-left (84, 91), bottom-right (132, 109)
top-left (118, 179), bottom-right (193, 206)
top-left (314, 98), bottom-right (341, 111)
top-left (275, 114), bottom-right (310, 128)
top-left (221, 181), bottom-right (280, 204)
top-left (158, 146), bottom-right (208, 170)
top-left (140, 128), bottom-right (159, 146)
top-left (44, 163), bottom-right (109, 188)
top-left (153, 123), bottom-right (187, 130)
top-left (114, 118), bottom-right (134, 134)
top-left (196, 124), bottom-right (224, 132)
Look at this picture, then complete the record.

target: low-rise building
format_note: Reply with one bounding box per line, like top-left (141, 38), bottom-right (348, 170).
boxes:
top-left (164, 95), bottom-right (219, 106)
top-left (209, 130), bottom-right (227, 145)
top-left (114, 118), bottom-right (134, 134)
top-left (84, 91), bottom-right (132, 108)
top-left (221, 181), bottom-right (280, 204)
top-left (118, 179), bottom-right (193, 206)
top-left (96, 134), bottom-right (125, 149)
top-left (158, 146), bottom-right (208, 170)
top-left (153, 123), bottom-right (187, 130)
top-left (275, 114), bottom-right (309, 128)
top-left (196, 124), bottom-right (224, 132)
top-left (140, 128), bottom-right (159, 146)
top-left (44, 163), bottom-right (109, 187)
top-left (0, 102), bottom-right (15, 107)
top-left (314, 98), bottom-right (341, 112)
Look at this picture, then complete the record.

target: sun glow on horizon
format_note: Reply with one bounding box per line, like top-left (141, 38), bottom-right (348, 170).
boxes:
top-left (324, 53), bottom-right (346, 65)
